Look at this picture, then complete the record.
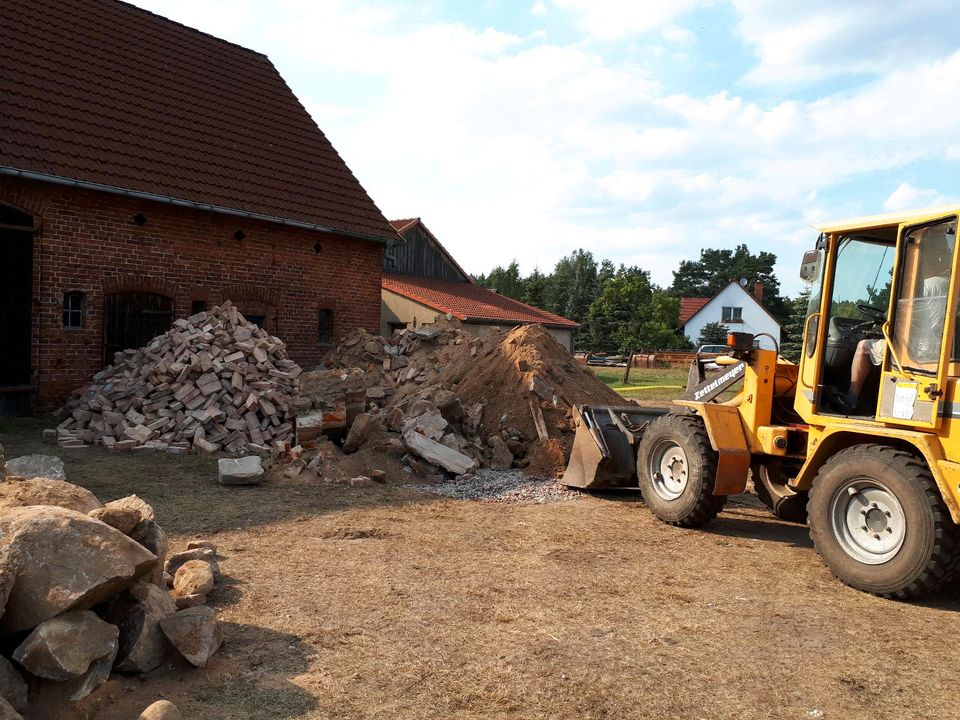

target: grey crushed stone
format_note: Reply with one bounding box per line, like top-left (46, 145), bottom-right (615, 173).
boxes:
top-left (412, 469), bottom-right (580, 504)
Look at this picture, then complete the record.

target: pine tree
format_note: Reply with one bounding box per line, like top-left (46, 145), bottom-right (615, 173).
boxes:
top-left (779, 286), bottom-right (812, 362)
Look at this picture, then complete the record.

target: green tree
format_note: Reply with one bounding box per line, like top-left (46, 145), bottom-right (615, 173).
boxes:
top-left (669, 244), bottom-right (789, 323)
top-left (546, 249), bottom-right (599, 343)
top-left (697, 321), bottom-right (729, 346)
top-left (478, 260), bottom-right (523, 299)
top-left (587, 265), bottom-right (688, 353)
top-left (521, 267), bottom-right (547, 309)
top-left (778, 286), bottom-right (812, 362)
top-left (597, 259), bottom-right (616, 290)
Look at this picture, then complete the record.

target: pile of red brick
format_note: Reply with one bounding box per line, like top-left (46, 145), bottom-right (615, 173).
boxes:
top-left (53, 302), bottom-right (300, 454)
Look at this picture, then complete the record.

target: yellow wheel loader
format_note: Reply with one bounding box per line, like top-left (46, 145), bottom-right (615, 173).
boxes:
top-left (563, 207), bottom-right (960, 599)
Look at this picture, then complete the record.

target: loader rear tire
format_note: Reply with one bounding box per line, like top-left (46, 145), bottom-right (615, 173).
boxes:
top-left (637, 414), bottom-right (726, 527)
top-left (807, 444), bottom-right (960, 599)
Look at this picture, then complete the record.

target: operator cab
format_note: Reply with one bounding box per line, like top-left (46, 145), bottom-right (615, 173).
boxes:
top-left (798, 210), bottom-right (958, 422)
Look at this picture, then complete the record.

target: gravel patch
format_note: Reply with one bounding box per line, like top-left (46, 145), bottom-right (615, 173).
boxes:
top-left (412, 469), bottom-right (581, 504)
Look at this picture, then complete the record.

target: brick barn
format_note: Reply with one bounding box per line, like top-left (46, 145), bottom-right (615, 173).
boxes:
top-left (0, 0), bottom-right (398, 414)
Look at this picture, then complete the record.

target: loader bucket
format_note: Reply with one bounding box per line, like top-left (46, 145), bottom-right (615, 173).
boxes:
top-left (561, 405), bottom-right (667, 489)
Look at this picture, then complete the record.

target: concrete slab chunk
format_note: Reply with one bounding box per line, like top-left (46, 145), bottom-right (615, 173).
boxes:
top-left (217, 456), bottom-right (263, 486)
top-left (3, 455), bottom-right (65, 481)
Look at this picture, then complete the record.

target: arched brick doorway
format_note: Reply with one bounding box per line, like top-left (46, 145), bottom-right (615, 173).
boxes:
top-left (103, 292), bottom-right (174, 366)
top-left (0, 203), bottom-right (35, 414)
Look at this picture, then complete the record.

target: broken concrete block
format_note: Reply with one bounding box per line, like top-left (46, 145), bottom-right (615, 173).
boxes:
top-left (403, 431), bottom-right (478, 475)
top-left (342, 412), bottom-right (387, 453)
top-left (489, 436), bottom-right (514, 471)
top-left (401, 409), bottom-right (448, 441)
top-left (217, 456), bottom-right (263, 486)
top-left (2, 454), bottom-right (66, 481)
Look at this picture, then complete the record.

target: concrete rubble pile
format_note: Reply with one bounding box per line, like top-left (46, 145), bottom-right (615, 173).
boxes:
top-left (0, 450), bottom-right (224, 718)
top-left (54, 301), bottom-right (301, 454)
top-left (282, 318), bottom-right (625, 481)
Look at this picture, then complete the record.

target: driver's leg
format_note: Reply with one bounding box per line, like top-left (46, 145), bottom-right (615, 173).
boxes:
top-left (849, 339), bottom-right (873, 398)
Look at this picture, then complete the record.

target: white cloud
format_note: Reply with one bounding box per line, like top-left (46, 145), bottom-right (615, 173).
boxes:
top-left (883, 183), bottom-right (947, 212)
top-left (531, 1), bottom-right (548, 17)
top-left (552, 0), bottom-right (709, 41)
top-left (733, 0), bottom-right (960, 85)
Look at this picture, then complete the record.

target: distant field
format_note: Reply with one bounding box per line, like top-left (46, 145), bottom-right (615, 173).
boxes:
top-left (590, 365), bottom-right (689, 401)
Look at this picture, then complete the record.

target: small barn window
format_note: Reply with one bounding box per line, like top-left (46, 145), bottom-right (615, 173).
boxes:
top-left (63, 291), bottom-right (85, 328)
top-left (318, 309), bottom-right (334, 344)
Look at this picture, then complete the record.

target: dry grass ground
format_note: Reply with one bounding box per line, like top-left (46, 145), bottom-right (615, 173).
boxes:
top-left (3, 416), bottom-right (959, 720)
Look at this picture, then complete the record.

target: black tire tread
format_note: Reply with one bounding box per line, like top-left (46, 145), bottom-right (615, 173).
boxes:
top-left (808, 444), bottom-right (960, 600)
top-left (640, 414), bottom-right (726, 528)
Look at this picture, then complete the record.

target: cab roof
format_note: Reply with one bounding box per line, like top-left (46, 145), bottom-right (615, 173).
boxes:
top-left (813, 205), bottom-right (960, 234)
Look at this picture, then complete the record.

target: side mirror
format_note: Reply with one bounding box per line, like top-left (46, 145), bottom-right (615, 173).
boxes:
top-left (800, 249), bottom-right (821, 284)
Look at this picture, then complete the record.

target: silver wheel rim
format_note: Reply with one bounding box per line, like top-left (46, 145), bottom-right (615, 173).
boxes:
top-left (648, 439), bottom-right (689, 501)
top-left (829, 478), bottom-right (906, 565)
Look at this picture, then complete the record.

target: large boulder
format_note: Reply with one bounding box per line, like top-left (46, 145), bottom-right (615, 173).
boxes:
top-left (165, 547), bottom-right (219, 577)
top-left (105, 494), bottom-right (156, 523)
top-left (13, 610), bottom-right (118, 681)
top-left (0, 476), bottom-right (102, 514)
top-left (0, 657), bottom-right (26, 713)
top-left (88, 506), bottom-right (141, 535)
top-left (139, 700), bottom-right (185, 720)
top-left (131, 520), bottom-right (168, 587)
top-left (2, 455), bottom-right (66, 481)
top-left (171, 560), bottom-right (215, 598)
top-left (0, 695), bottom-right (22, 720)
top-left (0, 506), bottom-right (157, 633)
top-left (158, 606), bottom-right (223, 667)
top-left (103, 581), bottom-right (177, 674)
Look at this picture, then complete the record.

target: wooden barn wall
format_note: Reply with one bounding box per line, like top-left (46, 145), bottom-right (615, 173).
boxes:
top-left (384, 225), bottom-right (468, 282)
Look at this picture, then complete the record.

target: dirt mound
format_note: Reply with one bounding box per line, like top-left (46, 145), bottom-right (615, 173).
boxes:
top-left (292, 321), bottom-right (627, 479)
top-left (448, 324), bottom-right (624, 463)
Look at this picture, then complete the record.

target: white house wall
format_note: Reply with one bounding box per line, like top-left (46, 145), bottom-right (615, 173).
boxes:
top-left (683, 283), bottom-right (781, 350)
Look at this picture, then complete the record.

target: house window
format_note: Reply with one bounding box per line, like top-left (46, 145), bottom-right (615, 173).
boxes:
top-left (190, 300), bottom-right (208, 315)
top-left (63, 291), bottom-right (85, 328)
top-left (721, 306), bottom-right (743, 323)
top-left (318, 309), bottom-right (334, 344)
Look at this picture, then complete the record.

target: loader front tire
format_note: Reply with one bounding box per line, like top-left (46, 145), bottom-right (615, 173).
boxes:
top-left (637, 414), bottom-right (726, 527)
top-left (807, 444), bottom-right (960, 599)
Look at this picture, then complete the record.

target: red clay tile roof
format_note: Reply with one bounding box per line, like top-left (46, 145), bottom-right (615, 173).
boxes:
top-left (679, 297), bottom-right (710, 325)
top-left (0, 0), bottom-right (396, 242)
top-left (383, 273), bottom-right (580, 329)
top-left (389, 218), bottom-right (419, 233)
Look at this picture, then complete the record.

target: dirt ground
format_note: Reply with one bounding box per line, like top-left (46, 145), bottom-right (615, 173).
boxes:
top-left (3, 416), bottom-right (959, 720)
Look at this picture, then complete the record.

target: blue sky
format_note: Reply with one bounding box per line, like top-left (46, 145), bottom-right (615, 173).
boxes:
top-left (130, 0), bottom-right (960, 297)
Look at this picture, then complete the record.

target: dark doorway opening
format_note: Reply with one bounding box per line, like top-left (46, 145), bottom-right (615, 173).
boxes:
top-left (0, 204), bottom-right (34, 415)
top-left (103, 292), bottom-right (173, 366)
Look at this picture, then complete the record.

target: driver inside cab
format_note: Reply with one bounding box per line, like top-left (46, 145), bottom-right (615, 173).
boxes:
top-left (839, 230), bottom-right (951, 414)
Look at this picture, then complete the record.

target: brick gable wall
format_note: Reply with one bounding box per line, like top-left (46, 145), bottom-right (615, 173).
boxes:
top-left (0, 177), bottom-right (382, 410)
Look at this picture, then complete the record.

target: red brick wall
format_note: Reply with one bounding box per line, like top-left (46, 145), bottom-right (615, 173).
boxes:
top-left (0, 177), bottom-right (383, 410)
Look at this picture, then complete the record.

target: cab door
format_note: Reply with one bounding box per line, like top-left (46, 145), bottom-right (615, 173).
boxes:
top-left (876, 215), bottom-right (959, 428)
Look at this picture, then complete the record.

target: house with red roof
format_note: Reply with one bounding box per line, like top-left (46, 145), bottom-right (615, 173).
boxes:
top-left (0, 0), bottom-right (398, 412)
top-left (382, 219), bottom-right (580, 350)
top-left (679, 281), bottom-right (782, 350)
